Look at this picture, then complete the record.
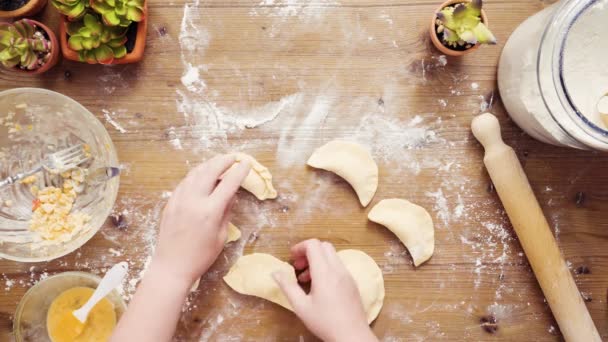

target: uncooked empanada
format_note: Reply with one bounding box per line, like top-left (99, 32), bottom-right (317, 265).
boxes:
top-left (368, 198), bottom-right (434, 266)
top-left (230, 153), bottom-right (277, 201)
top-left (223, 253), bottom-right (296, 310)
top-left (337, 249), bottom-right (385, 323)
top-left (307, 140), bottom-right (378, 207)
top-left (224, 249), bottom-right (385, 323)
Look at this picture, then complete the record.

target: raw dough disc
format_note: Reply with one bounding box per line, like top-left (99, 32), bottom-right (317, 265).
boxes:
top-left (368, 198), bottom-right (435, 267)
top-left (224, 250), bottom-right (385, 323)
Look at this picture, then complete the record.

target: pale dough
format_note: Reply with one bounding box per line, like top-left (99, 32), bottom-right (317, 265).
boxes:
top-left (223, 253), bottom-right (296, 310)
top-left (190, 222), bottom-right (242, 292)
top-left (230, 153), bottom-right (277, 201)
top-left (368, 198), bottom-right (435, 267)
top-left (337, 249), bottom-right (385, 323)
top-left (224, 250), bottom-right (385, 323)
top-left (307, 140), bottom-right (378, 207)
top-left (226, 222), bottom-right (241, 243)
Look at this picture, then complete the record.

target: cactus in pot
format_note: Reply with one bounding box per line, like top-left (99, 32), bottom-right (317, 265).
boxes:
top-left (67, 13), bottom-right (128, 64)
top-left (436, 0), bottom-right (496, 49)
top-left (90, 0), bottom-right (145, 27)
top-left (0, 19), bottom-right (54, 71)
top-left (51, 0), bottom-right (88, 20)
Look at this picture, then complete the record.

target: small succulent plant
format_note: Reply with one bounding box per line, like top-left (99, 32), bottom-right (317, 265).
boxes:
top-left (436, 0), bottom-right (496, 49)
top-left (0, 19), bottom-right (52, 70)
top-left (51, 0), bottom-right (88, 21)
top-left (90, 0), bottom-right (145, 27)
top-left (67, 13), bottom-right (128, 64)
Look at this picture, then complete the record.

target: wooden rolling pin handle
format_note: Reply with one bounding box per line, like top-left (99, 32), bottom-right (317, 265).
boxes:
top-left (471, 112), bottom-right (506, 154)
top-left (472, 113), bottom-right (601, 342)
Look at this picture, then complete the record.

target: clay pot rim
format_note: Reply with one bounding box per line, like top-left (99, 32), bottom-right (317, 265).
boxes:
top-left (0, 0), bottom-right (47, 19)
top-left (8, 19), bottom-right (60, 75)
top-left (58, 2), bottom-right (148, 65)
top-left (429, 0), bottom-right (489, 57)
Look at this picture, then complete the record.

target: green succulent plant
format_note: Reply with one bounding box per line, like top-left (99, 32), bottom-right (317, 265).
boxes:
top-left (90, 0), bottom-right (145, 27)
top-left (67, 13), bottom-right (128, 64)
top-left (51, 0), bottom-right (88, 21)
top-left (0, 19), bottom-right (52, 70)
top-left (436, 0), bottom-right (496, 48)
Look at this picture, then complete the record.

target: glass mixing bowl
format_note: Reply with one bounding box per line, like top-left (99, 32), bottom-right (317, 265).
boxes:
top-left (13, 271), bottom-right (127, 342)
top-left (0, 88), bottom-right (119, 262)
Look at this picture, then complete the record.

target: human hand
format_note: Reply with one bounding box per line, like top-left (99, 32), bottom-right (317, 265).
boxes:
top-left (151, 154), bottom-right (250, 288)
top-left (273, 239), bottom-right (378, 342)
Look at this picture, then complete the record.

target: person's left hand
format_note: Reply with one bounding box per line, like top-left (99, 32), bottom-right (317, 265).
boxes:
top-left (151, 154), bottom-right (250, 286)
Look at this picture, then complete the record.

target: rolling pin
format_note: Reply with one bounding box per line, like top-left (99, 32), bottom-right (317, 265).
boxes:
top-left (471, 113), bottom-right (601, 342)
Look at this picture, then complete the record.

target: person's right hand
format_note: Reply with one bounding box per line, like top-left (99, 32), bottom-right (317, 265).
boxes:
top-left (272, 239), bottom-right (378, 342)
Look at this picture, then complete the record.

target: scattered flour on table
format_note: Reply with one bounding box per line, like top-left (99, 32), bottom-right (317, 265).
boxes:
top-left (250, 0), bottom-right (339, 20)
top-left (98, 68), bottom-right (129, 95)
top-left (177, 90), bottom-right (303, 138)
top-left (166, 126), bottom-right (184, 150)
top-left (181, 63), bottom-right (206, 93)
top-left (275, 94), bottom-right (332, 168)
top-left (178, 0), bottom-right (307, 148)
top-left (352, 114), bottom-right (440, 164)
top-left (102, 109), bottom-right (128, 134)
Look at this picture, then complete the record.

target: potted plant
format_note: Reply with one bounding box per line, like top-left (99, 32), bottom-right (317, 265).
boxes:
top-left (52, 0), bottom-right (147, 64)
top-left (430, 0), bottom-right (496, 57)
top-left (0, 0), bottom-right (48, 19)
top-left (0, 19), bottom-right (59, 74)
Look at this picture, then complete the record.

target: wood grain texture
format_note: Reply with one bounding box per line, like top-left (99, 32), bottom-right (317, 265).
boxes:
top-left (1, 0), bottom-right (607, 341)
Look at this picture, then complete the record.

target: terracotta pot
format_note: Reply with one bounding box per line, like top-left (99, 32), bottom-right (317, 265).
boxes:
top-left (59, 2), bottom-right (148, 65)
top-left (0, 0), bottom-right (47, 19)
top-left (8, 20), bottom-right (60, 75)
top-left (429, 0), bottom-right (489, 57)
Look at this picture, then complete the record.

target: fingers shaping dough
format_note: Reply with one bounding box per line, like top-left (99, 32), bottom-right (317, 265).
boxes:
top-left (368, 199), bottom-right (435, 267)
top-left (224, 250), bottom-right (385, 323)
top-left (190, 222), bottom-right (242, 292)
top-left (223, 253), bottom-right (296, 310)
top-left (230, 153), bottom-right (277, 200)
top-left (307, 140), bottom-right (378, 207)
top-left (337, 249), bottom-right (385, 323)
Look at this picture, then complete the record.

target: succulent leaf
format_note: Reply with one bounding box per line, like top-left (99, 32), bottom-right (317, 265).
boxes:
top-left (93, 45), bottom-right (114, 64)
top-left (68, 35), bottom-right (85, 50)
top-left (84, 13), bottom-right (104, 32)
top-left (68, 13), bottom-right (129, 63)
top-left (472, 22), bottom-right (496, 44)
top-left (90, 0), bottom-right (145, 27)
top-left (112, 45), bottom-right (127, 58)
top-left (436, 0), bottom-right (496, 48)
top-left (459, 30), bottom-right (477, 44)
top-left (51, 0), bottom-right (88, 20)
top-left (0, 20), bottom-right (52, 70)
top-left (442, 28), bottom-right (460, 44)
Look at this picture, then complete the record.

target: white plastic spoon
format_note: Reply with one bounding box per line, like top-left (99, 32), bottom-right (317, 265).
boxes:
top-left (72, 262), bottom-right (129, 323)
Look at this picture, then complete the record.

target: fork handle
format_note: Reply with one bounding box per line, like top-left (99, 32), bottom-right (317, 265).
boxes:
top-left (0, 166), bottom-right (42, 190)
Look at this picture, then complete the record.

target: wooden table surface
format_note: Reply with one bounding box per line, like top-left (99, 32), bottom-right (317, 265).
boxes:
top-left (1, 0), bottom-right (607, 340)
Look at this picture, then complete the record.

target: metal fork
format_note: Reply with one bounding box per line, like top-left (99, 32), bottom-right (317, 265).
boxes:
top-left (0, 144), bottom-right (90, 190)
